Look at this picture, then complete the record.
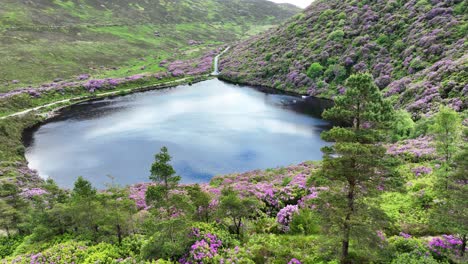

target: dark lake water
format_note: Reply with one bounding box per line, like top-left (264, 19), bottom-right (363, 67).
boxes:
top-left (24, 79), bottom-right (332, 189)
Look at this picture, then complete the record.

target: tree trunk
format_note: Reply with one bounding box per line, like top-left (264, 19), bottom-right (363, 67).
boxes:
top-left (5, 225), bottom-right (10, 238)
top-left (461, 234), bottom-right (467, 257)
top-left (117, 224), bottom-right (122, 245)
top-left (341, 182), bottom-right (355, 264)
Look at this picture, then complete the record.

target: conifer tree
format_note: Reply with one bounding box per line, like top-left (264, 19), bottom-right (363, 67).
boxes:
top-left (319, 73), bottom-right (394, 263)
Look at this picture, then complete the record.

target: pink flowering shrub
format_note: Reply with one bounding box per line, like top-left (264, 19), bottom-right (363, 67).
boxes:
top-left (386, 136), bottom-right (436, 161)
top-left (411, 166), bottom-right (432, 177)
top-left (277, 205), bottom-right (299, 232)
top-left (20, 188), bottom-right (48, 198)
top-left (129, 183), bottom-right (151, 210)
top-left (288, 258), bottom-right (302, 264)
top-left (181, 232), bottom-right (223, 264)
top-left (165, 49), bottom-right (220, 77)
top-left (428, 235), bottom-right (465, 256)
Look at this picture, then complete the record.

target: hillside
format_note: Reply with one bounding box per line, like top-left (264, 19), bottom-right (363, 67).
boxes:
top-left (0, 0), bottom-right (299, 89)
top-left (220, 0), bottom-right (467, 117)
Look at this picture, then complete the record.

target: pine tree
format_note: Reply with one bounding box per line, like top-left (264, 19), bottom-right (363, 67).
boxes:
top-left (149, 147), bottom-right (180, 193)
top-left (319, 73), bottom-right (394, 263)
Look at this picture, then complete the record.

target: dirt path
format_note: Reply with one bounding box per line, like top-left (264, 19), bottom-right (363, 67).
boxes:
top-left (0, 77), bottom-right (194, 120)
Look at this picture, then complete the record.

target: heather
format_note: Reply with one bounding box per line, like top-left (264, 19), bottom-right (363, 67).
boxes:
top-left (219, 0), bottom-right (467, 117)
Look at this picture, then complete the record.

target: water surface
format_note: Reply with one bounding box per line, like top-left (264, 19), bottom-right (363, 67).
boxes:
top-left (25, 79), bottom-right (331, 188)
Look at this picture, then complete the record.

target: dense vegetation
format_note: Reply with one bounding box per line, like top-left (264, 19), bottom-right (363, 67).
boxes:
top-left (0, 0), bottom-right (299, 88)
top-left (220, 0), bottom-right (467, 118)
top-left (0, 0), bottom-right (467, 263)
top-left (1, 73), bottom-right (466, 263)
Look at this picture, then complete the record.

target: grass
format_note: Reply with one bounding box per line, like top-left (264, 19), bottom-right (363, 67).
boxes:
top-left (0, 0), bottom-right (299, 90)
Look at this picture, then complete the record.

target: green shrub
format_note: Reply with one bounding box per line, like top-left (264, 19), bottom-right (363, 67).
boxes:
top-left (409, 58), bottom-right (427, 72)
top-left (83, 243), bottom-right (123, 263)
top-left (337, 12), bottom-right (346, 20)
top-left (306, 63), bottom-right (324, 79)
top-left (289, 209), bottom-right (321, 235)
top-left (391, 110), bottom-right (416, 141)
top-left (391, 252), bottom-right (442, 264)
top-left (377, 34), bottom-right (390, 46)
top-left (0, 235), bottom-right (24, 258)
top-left (328, 30), bottom-right (345, 41)
top-left (319, 10), bottom-right (334, 22)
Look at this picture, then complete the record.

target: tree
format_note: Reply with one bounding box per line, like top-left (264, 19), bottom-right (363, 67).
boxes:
top-left (102, 190), bottom-right (137, 245)
top-left (429, 105), bottom-right (462, 189)
top-left (432, 128), bottom-right (467, 256)
top-left (149, 147), bottom-right (180, 195)
top-left (323, 73), bottom-right (394, 129)
top-left (70, 176), bottom-right (102, 240)
top-left (0, 199), bottom-right (16, 237)
top-left (218, 188), bottom-right (258, 237)
top-left (187, 184), bottom-right (212, 222)
top-left (319, 73), bottom-right (395, 264)
top-left (0, 183), bottom-right (28, 235)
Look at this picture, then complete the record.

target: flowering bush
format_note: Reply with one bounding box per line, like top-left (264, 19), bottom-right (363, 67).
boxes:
top-left (428, 235), bottom-right (464, 256)
top-left (129, 183), bottom-right (151, 210)
top-left (411, 166), bottom-right (432, 177)
top-left (277, 205), bottom-right (299, 232)
top-left (386, 136), bottom-right (436, 161)
top-left (181, 233), bottom-right (223, 264)
top-left (20, 188), bottom-right (48, 198)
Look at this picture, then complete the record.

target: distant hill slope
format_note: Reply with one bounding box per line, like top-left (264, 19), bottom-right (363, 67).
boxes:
top-left (0, 0), bottom-right (299, 26)
top-left (0, 0), bottom-right (299, 89)
top-left (220, 0), bottom-right (467, 116)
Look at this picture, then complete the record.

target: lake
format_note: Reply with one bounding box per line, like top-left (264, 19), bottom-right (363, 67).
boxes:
top-left (24, 79), bottom-right (332, 188)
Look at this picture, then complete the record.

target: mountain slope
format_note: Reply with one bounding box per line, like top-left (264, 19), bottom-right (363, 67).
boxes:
top-left (220, 0), bottom-right (467, 116)
top-left (0, 0), bottom-right (300, 89)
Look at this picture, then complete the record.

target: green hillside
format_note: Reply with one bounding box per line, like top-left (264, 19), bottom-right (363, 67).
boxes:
top-left (0, 0), bottom-right (299, 89)
top-left (220, 0), bottom-right (467, 117)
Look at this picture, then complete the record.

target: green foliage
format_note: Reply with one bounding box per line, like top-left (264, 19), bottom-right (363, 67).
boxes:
top-left (0, 114), bottom-right (41, 161)
top-left (289, 209), bottom-right (321, 235)
top-left (319, 9), bottom-right (335, 22)
top-left (306, 62), bottom-right (324, 79)
top-left (328, 30), bottom-right (345, 41)
top-left (140, 218), bottom-right (191, 261)
top-left (324, 64), bottom-right (347, 83)
top-left (187, 184), bottom-right (212, 222)
top-left (83, 242), bottom-right (124, 263)
top-left (391, 252), bottom-right (442, 264)
top-left (0, 0), bottom-right (299, 86)
top-left (409, 57), bottom-right (427, 72)
top-left (149, 146), bottom-right (180, 191)
top-left (429, 106), bottom-right (462, 166)
top-left (218, 188), bottom-right (259, 236)
top-left (0, 182), bottom-right (29, 236)
top-left (244, 234), bottom-right (322, 263)
top-left (431, 129), bottom-right (467, 253)
top-left (0, 235), bottom-right (23, 258)
top-left (391, 110), bottom-right (415, 141)
top-left (323, 73), bottom-right (394, 129)
top-left (320, 73), bottom-right (396, 263)
top-left (376, 34), bottom-right (390, 46)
